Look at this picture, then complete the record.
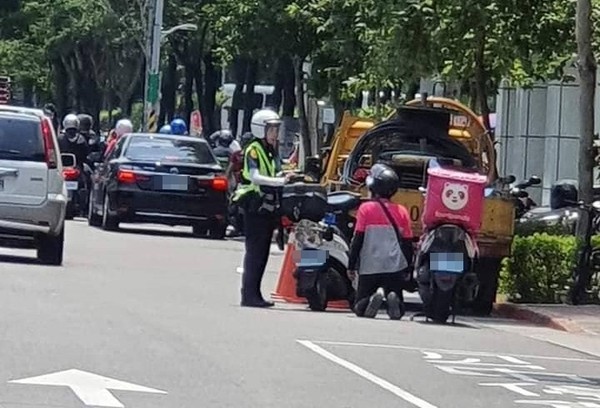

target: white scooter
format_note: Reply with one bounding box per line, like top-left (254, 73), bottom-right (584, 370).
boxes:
top-left (291, 191), bottom-right (361, 311)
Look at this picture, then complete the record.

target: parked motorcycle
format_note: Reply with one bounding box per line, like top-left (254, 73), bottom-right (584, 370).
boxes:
top-left (511, 176), bottom-right (541, 219)
top-left (413, 166), bottom-right (487, 323)
top-left (567, 200), bottom-right (600, 304)
top-left (280, 181), bottom-right (360, 311)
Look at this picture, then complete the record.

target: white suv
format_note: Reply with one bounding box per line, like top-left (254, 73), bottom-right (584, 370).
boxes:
top-left (0, 106), bottom-right (66, 265)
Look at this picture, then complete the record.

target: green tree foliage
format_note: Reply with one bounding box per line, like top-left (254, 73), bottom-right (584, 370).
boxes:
top-left (0, 0), bottom-right (588, 134)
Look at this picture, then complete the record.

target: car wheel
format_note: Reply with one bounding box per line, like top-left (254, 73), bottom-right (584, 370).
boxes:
top-left (208, 221), bottom-right (227, 240)
top-left (38, 227), bottom-right (64, 266)
top-left (102, 192), bottom-right (120, 231)
top-left (65, 202), bottom-right (75, 220)
top-left (192, 225), bottom-right (208, 237)
top-left (88, 191), bottom-right (102, 227)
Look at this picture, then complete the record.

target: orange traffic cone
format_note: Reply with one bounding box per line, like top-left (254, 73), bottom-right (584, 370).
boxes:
top-left (271, 243), bottom-right (351, 310)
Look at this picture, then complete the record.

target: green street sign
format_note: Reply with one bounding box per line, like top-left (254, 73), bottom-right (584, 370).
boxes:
top-left (147, 73), bottom-right (160, 104)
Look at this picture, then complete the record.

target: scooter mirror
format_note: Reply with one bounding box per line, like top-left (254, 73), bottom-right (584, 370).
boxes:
top-left (502, 175), bottom-right (516, 185)
top-left (529, 176), bottom-right (542, 185)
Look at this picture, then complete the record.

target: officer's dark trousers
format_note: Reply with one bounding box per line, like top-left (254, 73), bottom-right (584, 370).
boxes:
top-left (242, 213), bottom-right (276, 302)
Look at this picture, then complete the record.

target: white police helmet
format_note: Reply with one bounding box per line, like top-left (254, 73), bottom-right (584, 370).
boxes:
top-left (250, 109), bottom-right (281, 139)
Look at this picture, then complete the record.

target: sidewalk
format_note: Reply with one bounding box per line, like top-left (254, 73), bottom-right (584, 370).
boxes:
top-left (494, 303), bottom-right (600, 335)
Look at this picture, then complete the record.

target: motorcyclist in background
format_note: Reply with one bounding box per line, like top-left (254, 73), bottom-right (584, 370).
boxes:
top-left (59, 114), bottom-right (91, 215)
top-left (104, 119), bottom-right (134, 159)
top-left (58, 114), bottom-right (90, 168)
top-left (210, 130), bottom-right (235, 168)
top-left (78, 114), bottom-right (102, 153)
top-left (170, 118), bottom-right (188, 136)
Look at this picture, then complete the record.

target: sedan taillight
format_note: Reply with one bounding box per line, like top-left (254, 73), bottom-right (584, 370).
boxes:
top-left (117, 169), bottom-right (150, 184)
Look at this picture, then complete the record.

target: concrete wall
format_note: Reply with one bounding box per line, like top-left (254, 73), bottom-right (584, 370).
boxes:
top-left (496, 68), bottom-right (600, 205)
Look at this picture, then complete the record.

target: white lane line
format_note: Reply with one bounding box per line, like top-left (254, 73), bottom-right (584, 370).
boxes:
top-left (297, 340), bottom-right (438, 408)
top-left (311, 340), bottom-right (600, 363)
top-left (498, 355), bottom-right (531, 365)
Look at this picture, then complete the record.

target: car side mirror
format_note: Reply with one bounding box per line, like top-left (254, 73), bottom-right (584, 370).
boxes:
top-left (61, 153), bottom-right (76, 168)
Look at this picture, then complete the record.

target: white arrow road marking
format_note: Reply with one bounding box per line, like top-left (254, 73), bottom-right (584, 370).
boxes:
top-left (9, 369), bottom-right (167, 408)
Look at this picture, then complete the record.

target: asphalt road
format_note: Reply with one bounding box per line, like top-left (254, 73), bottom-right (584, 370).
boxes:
top-left (0, 220), bottom-right (598, 408)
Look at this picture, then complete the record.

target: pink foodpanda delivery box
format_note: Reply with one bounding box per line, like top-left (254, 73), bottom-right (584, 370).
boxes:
top-left (422, 166), bottom-right (488, 234)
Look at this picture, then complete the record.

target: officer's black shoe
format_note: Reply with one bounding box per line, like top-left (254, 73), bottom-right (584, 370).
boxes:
top-left (241, 299), bottom-right (274, 308)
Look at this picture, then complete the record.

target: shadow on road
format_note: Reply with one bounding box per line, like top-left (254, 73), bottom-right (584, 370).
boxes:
top-left (0, 253), bottom-right (42, 266)
top-left (110, 225), bottom-right (235, 243)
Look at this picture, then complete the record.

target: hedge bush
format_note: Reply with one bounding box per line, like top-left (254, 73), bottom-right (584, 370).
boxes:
top-left (499, 233), bottom-right (578, 303)
top-left (499, 231), bottom-right (600, 304)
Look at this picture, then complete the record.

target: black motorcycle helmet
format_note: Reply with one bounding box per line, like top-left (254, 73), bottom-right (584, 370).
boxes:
top-left (550, 179), bottom-right (578, 210)
top-left (240, 131), bottom-right (254, 149)
top-left (77, 114), bottom-right (93, 133)
top-left (366, 163), bottom-right (400, 199)
top-left (216, 129), bottom-right (234, 148)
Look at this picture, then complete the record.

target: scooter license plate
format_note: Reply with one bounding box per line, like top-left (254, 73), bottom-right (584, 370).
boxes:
top-left (430, 252), bottom-right (464, 274)
top-left (295, 249), bottom-right (328, 267)
top-left (66, 181), bottom-right (78, 190)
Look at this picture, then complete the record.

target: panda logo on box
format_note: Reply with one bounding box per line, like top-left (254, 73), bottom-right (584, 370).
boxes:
top-left (442, 182), bottom-right (469, 211)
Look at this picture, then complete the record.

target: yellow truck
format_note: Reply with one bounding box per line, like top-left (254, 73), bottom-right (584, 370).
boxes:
top-left (321, 97), bottom-right (514, 314)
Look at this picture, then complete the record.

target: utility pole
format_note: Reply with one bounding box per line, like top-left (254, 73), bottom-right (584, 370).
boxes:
top-left (143, 0), bottom-right (164, 132)
top-left (576, 0), bottom-right (596, 206)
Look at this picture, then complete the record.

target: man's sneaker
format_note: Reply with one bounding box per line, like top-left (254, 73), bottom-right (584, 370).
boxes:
top-left (364, 287), bottom-right (385, 318)
top-left (387, 291), bottom-right (404, 320)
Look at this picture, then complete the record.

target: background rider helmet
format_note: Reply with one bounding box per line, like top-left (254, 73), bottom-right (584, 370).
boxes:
top-left (217, 129), bottom-right (235, 148)
top-left (62, 114), bottom-right (80, 142)
top-left (170, 118), bottom-right (188, 136)
top-left (115, 119), bottom-right (133, 138)
top-left (159, 124), bottom-right (172, 135)
top-left (240, 132), bottom-right (254, 150)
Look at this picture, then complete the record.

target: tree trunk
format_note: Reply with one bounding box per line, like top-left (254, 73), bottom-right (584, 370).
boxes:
top-left (474, 31), bottom-right (492, 137)
top-left (22, 81), bottom-right (34, 107)
top-left (202, 52), bottom-right (220, 135)
top-left (282, 56), bottom-right (296, 117)
top-left (269, 56), bottom-right (285, 111)
top-left (577, 0), bottom-right (597, 206)
top-left (193, 62), bottom-right (204, 132)
top-left (159, 53), bottom-right (178, 127)
top-left (293, 56), bottom-right (311, 157)
top-left (229, 58), bottom-right (247, 136)
top-left (183, 65), bottom-right (194, 124)
top-left (242, 59), bottom-right (258, 133)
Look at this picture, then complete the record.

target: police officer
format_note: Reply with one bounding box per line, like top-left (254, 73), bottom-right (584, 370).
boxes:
top-left (234, 109), bottom-right (290, 308)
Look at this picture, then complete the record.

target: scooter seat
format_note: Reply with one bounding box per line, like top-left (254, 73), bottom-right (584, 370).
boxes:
top-left (327, 191), bottom-right (361, 212)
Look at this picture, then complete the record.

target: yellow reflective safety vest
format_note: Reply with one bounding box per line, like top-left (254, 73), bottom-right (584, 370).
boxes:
top-left (233, 140), bottom-right (277, 204)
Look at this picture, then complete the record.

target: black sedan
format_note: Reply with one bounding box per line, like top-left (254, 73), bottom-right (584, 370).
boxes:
top-left (87, 133), bottom-right (229, 239)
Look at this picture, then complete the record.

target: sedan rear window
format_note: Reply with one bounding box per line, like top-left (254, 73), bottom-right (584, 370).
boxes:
top-left (124, 136), bottom-right (217, 164)
top-left (0, 116), bottom-right (45, 161)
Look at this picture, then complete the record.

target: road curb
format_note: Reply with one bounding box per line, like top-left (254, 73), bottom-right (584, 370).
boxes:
top-left (493, 303), bottom-right (585, 333)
